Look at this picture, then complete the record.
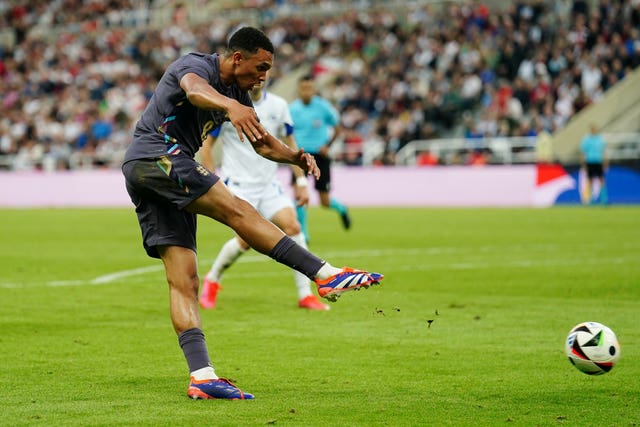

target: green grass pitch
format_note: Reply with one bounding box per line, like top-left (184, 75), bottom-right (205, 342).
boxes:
top-left (0, 206), bottom-right (638, 426)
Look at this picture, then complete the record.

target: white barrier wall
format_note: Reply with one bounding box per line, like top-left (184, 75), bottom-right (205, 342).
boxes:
top-left (0, 165), bottom-right (568, 208)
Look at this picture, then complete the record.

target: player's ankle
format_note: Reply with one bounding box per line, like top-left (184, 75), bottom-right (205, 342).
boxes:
top-left (315, 263), bottom-right (342, 280)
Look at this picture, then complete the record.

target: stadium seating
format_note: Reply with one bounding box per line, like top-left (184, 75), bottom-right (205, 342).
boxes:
top-left (0, 0), bottom-right (638, 170)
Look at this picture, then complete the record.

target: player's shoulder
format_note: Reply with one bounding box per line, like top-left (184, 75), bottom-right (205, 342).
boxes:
top-left (264, 91), bottom-right (288, 108)
top-left (174, 52), bottom-right (216, 66)
top-left (170, 52), bottom-right (218, 81)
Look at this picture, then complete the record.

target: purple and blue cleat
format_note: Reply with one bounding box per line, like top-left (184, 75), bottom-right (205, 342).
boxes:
top-left (315, 267), bottom-right (384, 302)
top-left (187, 377), bottom-right (254, 400)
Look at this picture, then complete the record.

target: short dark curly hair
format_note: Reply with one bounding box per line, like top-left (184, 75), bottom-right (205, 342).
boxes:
top-left (228, 27), bottom-right (274, 55)
top-left (299, 73), bottom-right (315, 83)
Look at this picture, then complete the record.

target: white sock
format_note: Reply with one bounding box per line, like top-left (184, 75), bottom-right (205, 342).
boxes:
top-left (191, 366), bottom-right (218, 381)
top-left (205, 237), bottom-right (247, 282)
top-left (291, 232), bottom-right (314, 299)
top-left (316, 262), bottom-right (342, 280)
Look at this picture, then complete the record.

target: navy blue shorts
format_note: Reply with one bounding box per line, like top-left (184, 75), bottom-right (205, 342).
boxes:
top-left (122, 153), bottom-right (220, 258)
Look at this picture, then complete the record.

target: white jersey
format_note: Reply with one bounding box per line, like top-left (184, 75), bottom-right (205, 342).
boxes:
top-left (218, 91), bottom-right (293, 186)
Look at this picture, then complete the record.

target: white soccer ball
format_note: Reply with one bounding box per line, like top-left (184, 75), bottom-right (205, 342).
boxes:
top-left (565, 321), bottom-right (620, 375)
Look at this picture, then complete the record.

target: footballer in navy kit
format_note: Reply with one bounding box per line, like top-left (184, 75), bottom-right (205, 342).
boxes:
top-left (121, 27), bottom-right (383, 400)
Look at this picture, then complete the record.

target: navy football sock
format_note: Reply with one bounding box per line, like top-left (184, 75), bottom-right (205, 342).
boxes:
top-left (178, 328), bottom-right (211, 373)
top-left (269, 236), bottom-right (324, 279)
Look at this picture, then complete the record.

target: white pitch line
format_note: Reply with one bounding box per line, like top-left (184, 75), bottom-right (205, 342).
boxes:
top-left (39, 265), bottom-right (164, 288)
top-left (89, 265), bottom-right (163, 284)
top-left (0, 244), bottom-right (638, 289)
top-left (3, 247), bottom-right (433, 289)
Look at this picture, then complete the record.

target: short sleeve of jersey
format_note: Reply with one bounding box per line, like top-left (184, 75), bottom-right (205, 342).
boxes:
top-left (174, 53), bottom-right (216, 86)
top-left (209, 126), bottom-right (222, 137)
top-left (277, 95), bottom-right (294, 137)
top-left (253, 92), bottom-right (292, 139)
top-left (284, 123), bottom-right (294, 136)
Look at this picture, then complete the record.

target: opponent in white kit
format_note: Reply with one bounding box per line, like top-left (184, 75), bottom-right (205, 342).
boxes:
top-left (199, 80), bottom-right (329, 311)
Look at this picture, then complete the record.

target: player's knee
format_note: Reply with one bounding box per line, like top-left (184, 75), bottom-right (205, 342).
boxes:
top-left (219, 196), bottom-right (254, 225)
top-left (166, 271), bottom-right (199, 296)
top-left (281, 221), bottom-right (301, 236)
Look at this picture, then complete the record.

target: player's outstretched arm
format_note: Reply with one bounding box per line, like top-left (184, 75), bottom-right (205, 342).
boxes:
top-left (252, 133), bottom-right (320, 180)
top-left (180, 73), bottom-right (266, 143)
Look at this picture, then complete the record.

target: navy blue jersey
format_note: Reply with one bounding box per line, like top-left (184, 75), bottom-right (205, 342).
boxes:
top-left (125, 53), bottom-right (252, 162)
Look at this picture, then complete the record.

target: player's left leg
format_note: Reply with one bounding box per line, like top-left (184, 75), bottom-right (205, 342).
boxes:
top-left (158, 245), bottom-right (253, 399)
top-left (123, 156), bottom-right (254, 398)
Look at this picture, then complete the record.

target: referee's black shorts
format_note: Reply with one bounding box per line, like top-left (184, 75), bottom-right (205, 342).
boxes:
top-left (293, 153), bottom-right (332, 192)
top-left (585, 163), bottom-right (604, 179)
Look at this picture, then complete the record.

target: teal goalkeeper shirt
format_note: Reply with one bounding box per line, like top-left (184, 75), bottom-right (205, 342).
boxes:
top-left (580, 133), bottom-right (606, 163)
top-left (289, 96), bottom-right (339, 153)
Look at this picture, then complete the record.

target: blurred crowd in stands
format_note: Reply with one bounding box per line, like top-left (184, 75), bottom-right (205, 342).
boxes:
top-left (0, 0), bottom-right (638, 170)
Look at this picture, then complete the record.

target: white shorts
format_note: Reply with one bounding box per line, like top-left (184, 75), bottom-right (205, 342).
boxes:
top-left (224, 178), bottom-right (294, 221)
